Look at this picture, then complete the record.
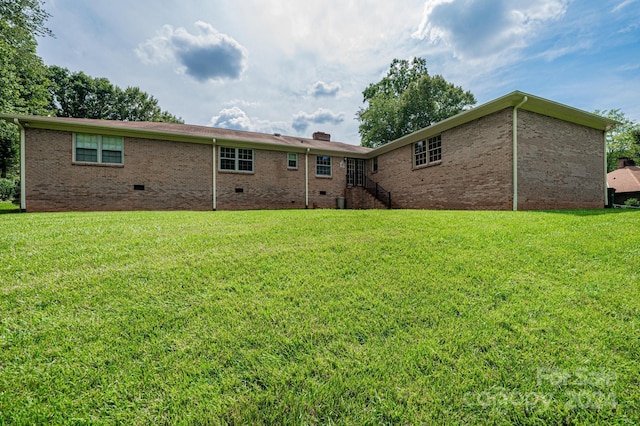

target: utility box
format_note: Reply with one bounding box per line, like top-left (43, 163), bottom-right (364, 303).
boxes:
top-left (607, 187), bottom-right (616, 208)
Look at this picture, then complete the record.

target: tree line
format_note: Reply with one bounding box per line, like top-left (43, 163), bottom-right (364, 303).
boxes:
top-left (594, 109), bottom-right (640, 172)
top-left (0, 0), bottom-right (182, 183)
top-left (356, 57), bottom-right (640, 171)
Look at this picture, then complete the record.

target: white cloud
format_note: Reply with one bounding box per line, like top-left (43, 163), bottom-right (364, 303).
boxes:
top-left (536, 39), bottom-right (593, 62)
top-left (292, 108), bottom-right (344, 133)
top-left (412, 0), bottom-right (570, 59)
top-left (618, 20), bottom-right (640, 34)
top-left (616, 63), bottom-right (640, 72)
top-left (211, 107), bottom-right (252, 130)
top-left (612, 0), bottom-right (638, 12)
top-left (37, 0), bottom-right (639, 145)
top-left (211, 105), bottom-right (346, 136)
top-left (308, 81), bottom-right (341, 97)
top-left (222, 99), bottom-right (261, 108)
top-left (211, 107), bottom-right (287, 134)
top-left (230, 0), bottom-right (425, 69)
top-left (135, 21), bottom-right (248, 82)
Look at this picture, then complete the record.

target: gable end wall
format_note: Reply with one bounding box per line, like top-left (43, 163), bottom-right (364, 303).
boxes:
top-left (517, 110), bottom-right (605, 210)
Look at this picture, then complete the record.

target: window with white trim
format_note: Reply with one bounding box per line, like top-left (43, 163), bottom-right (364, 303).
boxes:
top-left (428, 135), bottom-right (442, 163)
top-left (414, 140), bottom-right (427, 167)
top-left (220, 147), bottom-right (254, 172)
top-left (74, 133), bottom-right (123, 164)
top-left (316, 155), bottom-right (332, 177)
top-left (414, 135), bottom-right (441, 167)
top-left (287, 153), bottom-right (298, 169)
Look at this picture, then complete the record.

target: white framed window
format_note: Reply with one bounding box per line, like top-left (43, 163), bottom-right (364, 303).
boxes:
top-left (428, 135), bottom-right (442, 163)
top-left (414, 141), bottom-right (427, 167)
top-left (316, 155), bottom-right (332, 177)
top-left (287, 153), bottom-right (298, 169)
top-left (219, 147), bottom-right (254, 172)
top-left (414, 135), bottom-right (441, 167)
top-left (74, 133), bottom-right (123, 164)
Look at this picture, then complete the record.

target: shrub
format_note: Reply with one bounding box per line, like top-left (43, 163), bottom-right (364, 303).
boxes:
top-left (624, 198), bottom-right (640, 207)
top-left (0, 178), bottom-right (15, 201)
top-left (11, 179), bottom-right (20, 205)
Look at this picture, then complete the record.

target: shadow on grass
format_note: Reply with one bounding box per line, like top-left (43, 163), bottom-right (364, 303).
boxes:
top-left (541, 208), bottom-right (639, 216)
top-left (0, 201), bottom-right (20, 214)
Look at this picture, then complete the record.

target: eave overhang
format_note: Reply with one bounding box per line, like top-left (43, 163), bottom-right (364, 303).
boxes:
top-left (1, 91), bottom-right (617, 161)
top-left (0, 114), bottom-right (371, 159)
top-left (369, 91), bottom-right (618, 158)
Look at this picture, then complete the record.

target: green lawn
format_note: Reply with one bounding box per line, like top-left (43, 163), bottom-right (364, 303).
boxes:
top-left (0, 201), bottom-right (19, 213)
top-left (1, 209), bottom-right (638, 425)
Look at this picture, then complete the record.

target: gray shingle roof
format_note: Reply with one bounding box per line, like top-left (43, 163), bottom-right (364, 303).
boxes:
top-left (0, 114), bottom-right (372, 156)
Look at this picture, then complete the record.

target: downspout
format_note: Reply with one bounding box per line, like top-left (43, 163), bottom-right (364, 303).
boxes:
top-left (603, 131), bottom-right (608, 207)
top-left (212, 138), bottom-right (217, 211)
top-left (512, 96), bottom-right (528, 211)
top-left (305, 148), bottom-right (310, 209)
top-left (13, 118), bottom-right (26, 211)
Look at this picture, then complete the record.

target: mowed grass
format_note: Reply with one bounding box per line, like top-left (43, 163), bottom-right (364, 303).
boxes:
top-left (0, 201), bottom-right (19, 213)
top-left (0, 209), bottom-right (638, 425)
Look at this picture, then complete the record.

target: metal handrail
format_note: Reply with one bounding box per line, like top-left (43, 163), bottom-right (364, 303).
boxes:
top-left (364, 176), bottom-right (392, 209)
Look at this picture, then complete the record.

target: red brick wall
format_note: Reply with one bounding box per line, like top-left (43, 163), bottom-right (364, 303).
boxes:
top-left (216, 150), bottom-right (346, 210)
top-left (309, 155), bottom-right (347, 209)
top-left (23, 112), bottom-right (605, 212)
top-left (216, 149), bottom-right (304, 210)
top-left (24, 129), bottom-right (213, 212)
top-left (345, 187), bottom-right (387, 209)
top-left (25, 130), bottom-right (349, 212)
top-left (517, 110), bottom-right (605, 210)
top-left (371, 109), bottom-right (513, 210)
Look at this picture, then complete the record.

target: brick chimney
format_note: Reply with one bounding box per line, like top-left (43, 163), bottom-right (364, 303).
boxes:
top-left (312, 131), bottom-right (331, 142)
top-left (617, 157), bottom-right (636, 169)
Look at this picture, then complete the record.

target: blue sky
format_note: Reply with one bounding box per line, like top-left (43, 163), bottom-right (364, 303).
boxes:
top-left (38, 0), bottom-right (640, 145)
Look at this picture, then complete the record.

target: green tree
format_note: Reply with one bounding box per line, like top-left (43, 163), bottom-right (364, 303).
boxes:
top-left (0, 42), bottom-right (21, 178)
top-left (0, 0), bottom-right (53, 40)
top-left (113, 86), bottom-right (183, 123)
top-left (47, 66), bottom-right (183, 123)
top-left (46, 66), bottom-right (115, 119)
top-left (0, 0), bottom-right (52, 177)
top-left (1, 0), bottom-right (182, 179)
top-left (595, 109), bottom-right (640, 172)
top-left (357, 58), bottom-right (476, 148)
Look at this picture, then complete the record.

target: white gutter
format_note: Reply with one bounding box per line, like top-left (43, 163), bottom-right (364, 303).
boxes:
top-left (13, 118), bottom-right (26, 211)
top-left (305, 148), bottom-right (310, 209)
top-left (212, 138), bottom-right (217, 211)
top-left (512, 96), bottom-right (528, 211)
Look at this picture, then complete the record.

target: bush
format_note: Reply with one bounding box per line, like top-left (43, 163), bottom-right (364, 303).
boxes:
top-left (0, 178), bottom-right (15, 201)
top-left (624, 198), bottom-right (640, 207)
top-left (12, 179), bottom-right (20, 206)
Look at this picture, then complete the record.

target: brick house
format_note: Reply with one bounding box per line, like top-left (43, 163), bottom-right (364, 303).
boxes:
top-left (607, 158), bottom-right (640, 205)
top-left (1, 91), bottom-right (615, 212)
